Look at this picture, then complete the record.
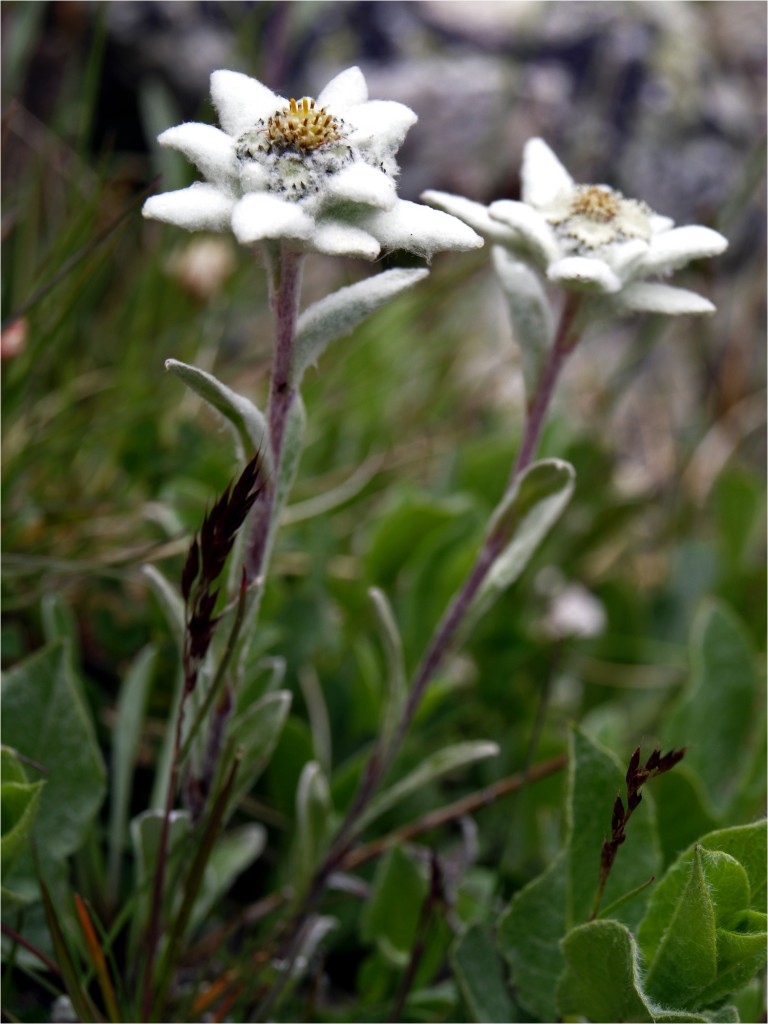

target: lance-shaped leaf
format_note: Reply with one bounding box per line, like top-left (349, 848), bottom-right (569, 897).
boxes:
top-left (166, 358), bottom-right (270, 465)
top-left (222, 690), bottom-right (293, 820)
top-left (468, 459), bottom-right (575, 629)
top-left (190, 823), bottom-right (266, 932)
top-left (492, 247), bottom-right (554, 403)
top-left (129, 809), bottom-right (191, 935)
top-left (293, 761), bottom-right (334, 901)
top-left (142, 565), bottom-right (185, 652)
top-left (289, 268), bottom-right (429, 385)
top-left (643, 845), bottom-right (718, 1009)
top-left (108, 645), bottom-right (157, 898)
top-left (356, 741), bottom-right (499, 833)
top-left (368, 586), bottom-right (406, 751)
top-left (638, 823), bottom-right (768, 1011)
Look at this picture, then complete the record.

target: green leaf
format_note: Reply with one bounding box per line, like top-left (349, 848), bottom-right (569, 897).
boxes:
top-left (664, 601), bottom-right (758, 810)
top-left (142, 564), bottom-right (185, 652)
top-left (469, 459), bottom-right (576, 627)
top-left (1, 774), bottom-right (45, 880)
top-left (642, 846), bottom-right (718, 1009)
top-left (364, 491), bottom-right (474, 588)
top-left (696, 919), bottom-right (768, 1009)
top-left (165, 358), bottom-right (269, 464)
top-left (190, 823), bottom-right (266, 932)
top-left (638, 822), bottom-right (767, 964)
top-left (356, 741), bottom-right (499, 833)
top-left (292, 761), bottom-right (333, 901)
top-left (361, 845), bottom-right (427, 961)
top-left (223, 690), bottom-right (292, 820)
top-left (368, 586), bottom-right (406, 751)
top-left (451, 924), bottom-right (516, 1023)
top-left (108, 644), bottom-right (157, 898)
top-left (129, 808), bottom-right (191, 936)
top-left (651, 767), bottom-right (720, 868)
top-left (638, 828), bottom-right (767, 1013)
top-left (1, 643), bottom-right (106, 878)
top-left (498, 851), bottom-right (567, 1022)
top-left (557, 919), bottom-right (654, 1023)
top-left (290, 268), bottom-right (429, 386)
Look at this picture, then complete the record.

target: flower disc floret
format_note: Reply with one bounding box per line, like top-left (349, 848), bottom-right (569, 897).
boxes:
top-left (243, 96), bottom-right (346, 153)
top-left (143, 67), bottom-right (483, 262)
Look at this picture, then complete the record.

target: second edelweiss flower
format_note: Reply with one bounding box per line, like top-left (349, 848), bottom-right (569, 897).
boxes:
top-left (424, 138), bottom-right (728, 315)
top-left (143, 66), bottom-right (482, 261)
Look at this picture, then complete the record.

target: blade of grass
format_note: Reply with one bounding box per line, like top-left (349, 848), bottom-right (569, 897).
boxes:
top-left (2, 177), bottom-right (159, 329)
top-left (37, 865), bottom-right (102, 1023)
top-left (73, 895), bottom-right (120, 1024)
top-left (0, 923), bottom-right (61, 976)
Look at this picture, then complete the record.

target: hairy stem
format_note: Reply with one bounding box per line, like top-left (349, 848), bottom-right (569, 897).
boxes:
top-left (245, 245), bottom-right (305, 583)
top-left (254, 296), bottom-right (584, 1019)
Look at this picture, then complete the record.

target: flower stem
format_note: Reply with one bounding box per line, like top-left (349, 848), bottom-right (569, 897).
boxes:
top-left (245, 245), bottom-right (305, 583)
top-left (509, 291), bottom-right (583, 482)
top-left (253, 295), bottom-right (584, 1020)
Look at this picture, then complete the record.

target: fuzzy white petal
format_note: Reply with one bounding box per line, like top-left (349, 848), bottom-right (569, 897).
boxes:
top-left (650, 214), bottom-right (675, 235)
top-left (345, 101), bottom-right (418, 149)
top-left (231, 194), bottom-right (315, 244)
top-left (605, 239), bottom-right (650, 281)
top-left (615, 282), bottom-right (716, 316)
top-left (158, 123), bottom-right (236, 184)
top-left (361, 200), bottom-right (484, 260)
top-left (422, 190), bottom-right (520, 245)
top-left (210, 70), bottom-right (284, 137)
top-left (521, 137), bottom-right (574, 209)
top-left (638, 225), bottom-right (729, 276)
top-left (143, 183), bottom-right (235, 232)
top-left (489, 200), bottom-right (561, 265)
top-left (547, 256), bottom-right (622, 293)
top-left (325, 162), bottom-right (396, 209)
top-left (309, 221), bottom-right (381, 260)
top-left (317, 66), bottom-right (368, 110)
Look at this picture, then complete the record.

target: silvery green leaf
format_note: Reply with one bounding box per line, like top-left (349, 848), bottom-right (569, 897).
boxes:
top-left (492, 247), bottom-right (554, 401)
top-left (165, 358), bottom-right (270, 465)
top-left (129, 808), bottom-right (191, 937)
top-left (191, 823), bottom-right (267, 932)
top-left (357, 741), bottom-right (499, 833)
top-left (469, 459), bottom-right (575, 628)
top-left (290, 268), bottom-right (429, 385)
top-left (224, 690), bottom-right (293, 820)
top-left (142, 564), bottom-right (185, 652)
top-left (368, 586), bottom-right (406, 751)
top-left (293, 761), bottom-right (334, 901)
top-left (108, 645), bottom-right (157, 898)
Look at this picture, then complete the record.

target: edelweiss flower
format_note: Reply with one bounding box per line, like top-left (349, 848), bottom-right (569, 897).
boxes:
top-left (143, 66), bottom-right (482, 262)
top-left (423, 138), bottom-right (727, 315)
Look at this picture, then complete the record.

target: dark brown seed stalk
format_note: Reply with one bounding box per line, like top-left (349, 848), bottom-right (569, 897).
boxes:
top-left (591, 744), bottom-right (685, 919)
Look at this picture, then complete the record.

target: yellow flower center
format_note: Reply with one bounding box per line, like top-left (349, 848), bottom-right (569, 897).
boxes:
top-left (569, 186), bottom-right (621, 222)
top-left (264, 97), bottom-right (344, 151)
